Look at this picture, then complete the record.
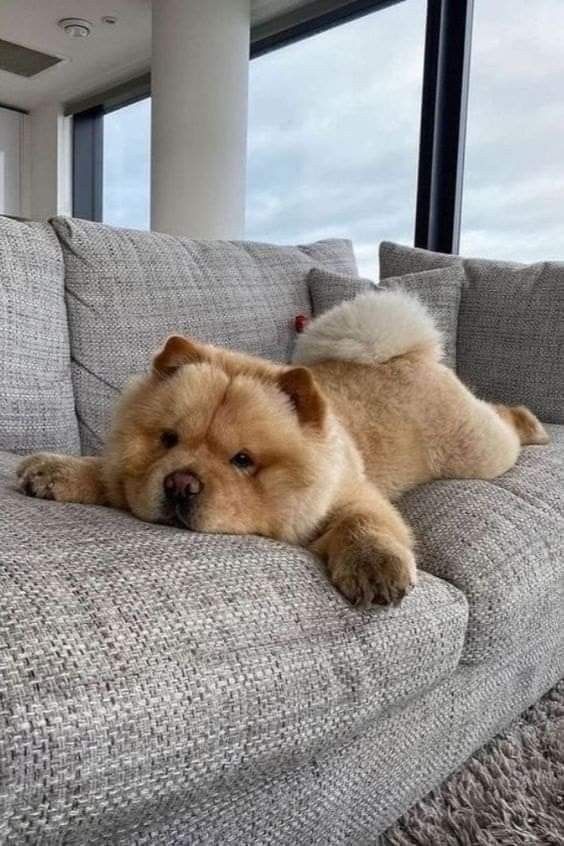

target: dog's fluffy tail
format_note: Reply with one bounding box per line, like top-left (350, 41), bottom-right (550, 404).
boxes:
top-left (293, 290), bottom-right (443, 367)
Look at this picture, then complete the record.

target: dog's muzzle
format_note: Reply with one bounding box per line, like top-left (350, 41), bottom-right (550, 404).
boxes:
top-left (163, 469), bottom-right (203, 528)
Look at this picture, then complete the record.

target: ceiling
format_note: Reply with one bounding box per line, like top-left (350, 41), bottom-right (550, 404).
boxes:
top-left (0, 0), bottom-right (328, 112)
top-left (0, 0), bottom-right (151, 111)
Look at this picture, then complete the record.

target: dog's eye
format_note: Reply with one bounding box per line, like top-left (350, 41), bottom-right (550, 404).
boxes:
top-left (231, 451), bottom-right (254, 471)
top-left (160, 430), bottom-right (179, 449)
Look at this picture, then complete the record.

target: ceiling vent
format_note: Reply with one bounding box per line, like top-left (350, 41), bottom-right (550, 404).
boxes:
top-left (0, 39), bottom-right (63, 78)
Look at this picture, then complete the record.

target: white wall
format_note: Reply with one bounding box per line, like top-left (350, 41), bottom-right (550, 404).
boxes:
top-left (151, 0), bottom-right (251, 239)
top-left (0, 106), bottom-right (23, 216)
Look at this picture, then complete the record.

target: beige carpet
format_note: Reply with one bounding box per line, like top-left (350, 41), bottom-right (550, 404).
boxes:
top-left (380, 679), bottom-right (564, 846)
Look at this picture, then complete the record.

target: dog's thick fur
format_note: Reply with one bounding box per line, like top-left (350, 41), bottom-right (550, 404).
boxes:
top-left (17, 291), bottom-right (549, 606)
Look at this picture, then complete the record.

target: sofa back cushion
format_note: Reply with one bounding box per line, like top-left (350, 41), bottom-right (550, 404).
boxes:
top-left (0, 218), bottom-right (80, 455)
top-left (50, 217), bottom-right (358, 454)
top-left (307, 266), bottom-right (373, 314)
top-left (308, 265), bottom-right (465, 368)
top-left (380, 241), bottom-right (564, 422)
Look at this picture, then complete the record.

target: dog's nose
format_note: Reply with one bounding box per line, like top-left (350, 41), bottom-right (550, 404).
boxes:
top-left (163, 469), bottom-right (203, 501)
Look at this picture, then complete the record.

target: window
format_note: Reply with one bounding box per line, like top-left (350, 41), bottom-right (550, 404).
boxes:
top-left (246, 1), bottom-right (426, 278)
top-left (103, 97), bottom-right (151, 230)
top-left (461, 0), bottom-right (564, 261)
top-left (74, 2), bottom-right (472, 259)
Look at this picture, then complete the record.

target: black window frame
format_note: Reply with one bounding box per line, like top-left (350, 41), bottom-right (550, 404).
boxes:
top-left (71, 77), bottom-right (150, 221)
top-left (415, 0), bottom-right (474, 253)
top-left (72, 0), bottom-right (474, 255)
top-left (72, 106), bottom-right (103, 221)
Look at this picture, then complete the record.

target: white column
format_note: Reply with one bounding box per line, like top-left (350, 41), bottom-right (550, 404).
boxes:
top-left (27, 103), bottom-right (72, 220)
top-left (151, 0), bottom-right (250, 239)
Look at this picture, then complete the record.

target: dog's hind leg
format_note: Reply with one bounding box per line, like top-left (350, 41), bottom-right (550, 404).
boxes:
top-left (439, 396), bottom-right (550, 482)
top-left (492, 403), bottom-right (550, 446)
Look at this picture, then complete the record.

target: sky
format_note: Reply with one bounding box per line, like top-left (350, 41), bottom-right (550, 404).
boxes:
top-left (103, 0), bottom-right (564, 278)
top-left (460, 0), bottom-right (564, 262)
top-left (103, 97), bottom-right (151, 231)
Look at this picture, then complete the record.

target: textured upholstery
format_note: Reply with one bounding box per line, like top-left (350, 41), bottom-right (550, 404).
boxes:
top-left (400, 428), bottom-right (564, 663)
top-left (379, 241), bottom-right (564, 422)
top-left (0, 218), bottom-right (79, 454)
top-left (2, 225), bottom-right (563, 842)
top-left (50, 217), bottom-right (358, 454)
top-left (380, 241), bottom-right (463, 277)
top-left (307, 266), bottom-right (372, 314)
top-left (0, 449), bottom-right (467, 843)
top-left (307, 265), bottom-right (464, 368)
top-left (1, 434), bottom-right (563, 842)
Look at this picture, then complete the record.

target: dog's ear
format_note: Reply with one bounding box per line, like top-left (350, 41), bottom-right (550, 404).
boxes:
top-left (153, 335), bottom-right (206, 377)
top-left (277, 367), bottom-right (326, 429)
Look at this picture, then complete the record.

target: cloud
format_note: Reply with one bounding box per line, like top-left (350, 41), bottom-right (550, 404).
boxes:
top-left (247, 0), bottom-right (564, 273)
top-left (246, 1), bottom-right (425, 277)
top-left (102, 0), bottom-right (564, 273)
top-left (460, 0), bottom-right (564, 261)
top-left (103, 98), bottom-right (151, 231)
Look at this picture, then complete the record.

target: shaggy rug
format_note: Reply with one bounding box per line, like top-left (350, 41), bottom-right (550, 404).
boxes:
top-left (380, 680), bottom-right (564, 845)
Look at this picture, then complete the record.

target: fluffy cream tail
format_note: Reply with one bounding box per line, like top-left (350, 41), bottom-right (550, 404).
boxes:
top-left (293, 290), bottom-right (443, 366)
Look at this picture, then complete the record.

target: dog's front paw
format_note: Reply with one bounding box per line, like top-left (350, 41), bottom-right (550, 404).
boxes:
top-left (329, 537), bottom-right (416, 608)
top-left (17, 453), bottom-right (75, 501)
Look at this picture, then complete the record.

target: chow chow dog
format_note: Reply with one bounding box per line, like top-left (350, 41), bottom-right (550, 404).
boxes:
top-left (17, 291), bottom-right (548, 607)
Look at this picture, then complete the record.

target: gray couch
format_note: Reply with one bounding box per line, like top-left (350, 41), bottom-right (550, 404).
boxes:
top-left (1, 216), bottom-right (562, 844)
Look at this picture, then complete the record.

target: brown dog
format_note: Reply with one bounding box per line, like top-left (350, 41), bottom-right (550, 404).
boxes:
top-left (17, 291), bottom-right (548, 606)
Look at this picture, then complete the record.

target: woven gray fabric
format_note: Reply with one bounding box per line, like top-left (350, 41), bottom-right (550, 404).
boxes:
top-left (50, 217), bottom-right (358, 454)
top-left (379, 241), bottom-right (564, 422)
top-left (0, 448), bottom-right (467, 844)
top-left (400, 428), bottom-right (564, 664)
top-left (1, 438), bottom-right (561, 844)
top-left (0, 218), bottom-right (79, 454)
top-left (307, 266), bottom-right (373, 314)
top-left (379, 242), bottom-right (458, 277)
top-left (113, 650), bottom-right (562, 846)
top-left (2, 441), bottom-right (563, 842)
top-left (381, 679), bottom-right (564, 845)
top-left (308, 265), bottom-right (464, 368)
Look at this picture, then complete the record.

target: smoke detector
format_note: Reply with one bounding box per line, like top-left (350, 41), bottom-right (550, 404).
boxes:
top-left (58, 18), bottom-right (92, 38)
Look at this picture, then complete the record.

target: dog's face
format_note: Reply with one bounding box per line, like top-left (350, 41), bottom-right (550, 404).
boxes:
top-left (106, 337), bottom-right (334, 542)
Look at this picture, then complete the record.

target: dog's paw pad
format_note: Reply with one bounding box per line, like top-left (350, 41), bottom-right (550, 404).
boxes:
top-left (16, 455), bottom-right (68, 501)
top-left (330, 544), bottom-right (416, 608)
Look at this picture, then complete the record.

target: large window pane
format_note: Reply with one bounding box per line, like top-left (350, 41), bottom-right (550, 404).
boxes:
top-left (246, 1), bottom-right (426, 277)
top-left (461, 0), bottom-right (564, 260)
top-left (103, 97), bottom-right (151, 230)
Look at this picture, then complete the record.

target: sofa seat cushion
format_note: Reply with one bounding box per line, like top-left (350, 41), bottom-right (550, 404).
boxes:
top-left (399, 427), bottom-right (564, 664)
top-left (50, 217), bottom-right (358, 454)
top-left (0, 218), bottom-right (79, 455)
top-left (0, 448), bottom-right (467, 832)
top-left (379, 241), bottom-right (564, 423)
